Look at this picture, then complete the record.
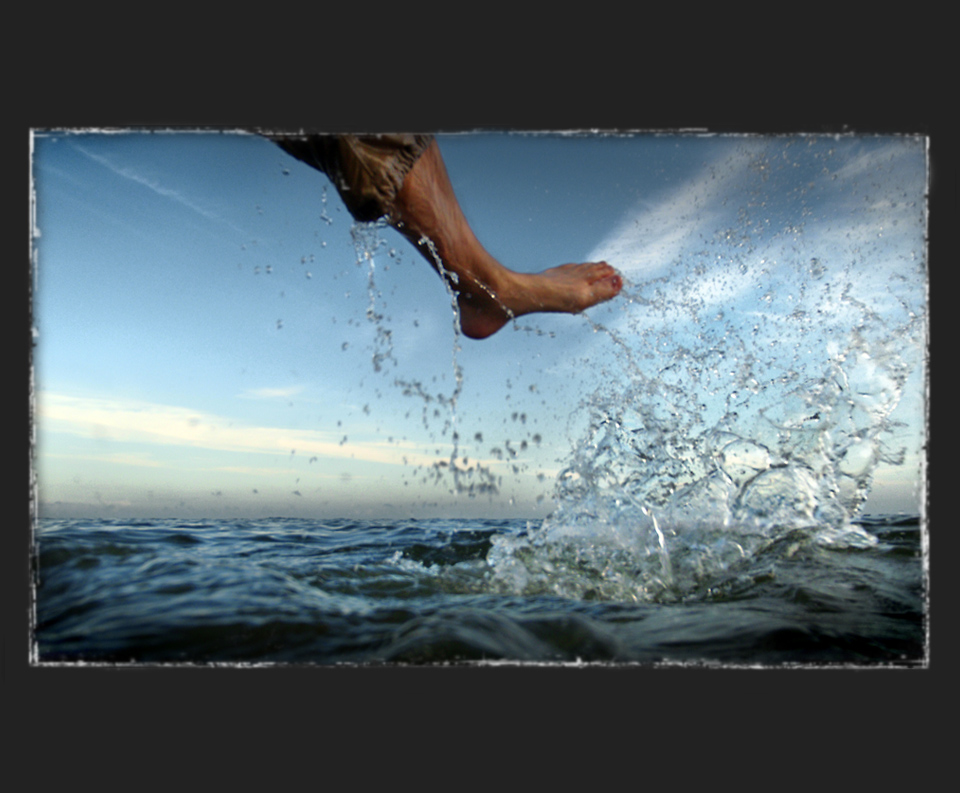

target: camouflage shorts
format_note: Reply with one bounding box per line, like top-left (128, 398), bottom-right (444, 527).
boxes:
top-left (270, 133), bottom-right (434, 223)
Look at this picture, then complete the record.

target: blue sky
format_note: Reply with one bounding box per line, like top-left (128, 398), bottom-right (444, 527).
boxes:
top-left (31, 130), bottom-right (927, 520)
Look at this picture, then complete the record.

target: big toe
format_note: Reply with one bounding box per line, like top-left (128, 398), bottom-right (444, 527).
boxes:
top-left (593, 266), bottom-right (623, 297)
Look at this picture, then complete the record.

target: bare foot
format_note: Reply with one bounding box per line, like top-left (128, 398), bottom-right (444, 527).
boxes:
top-left (456, 261), bottom-right (624, 340)
top-left (391, 140), bottom-right (624, 340)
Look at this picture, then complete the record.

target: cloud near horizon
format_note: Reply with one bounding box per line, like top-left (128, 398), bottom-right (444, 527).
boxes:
top-left (238, 385), bottom-right (306, 399)
top-left (36, 391), bottom-right (461, 470)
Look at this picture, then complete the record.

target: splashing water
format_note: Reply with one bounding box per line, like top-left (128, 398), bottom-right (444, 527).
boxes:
top-left (336, 136), bottom-right (926, 604)
top-left (349, 222), bottom-right (507, 502)
top-left (487, 134), bottom-right (927, 603)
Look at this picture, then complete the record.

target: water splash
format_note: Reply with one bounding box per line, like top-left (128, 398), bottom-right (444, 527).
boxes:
top-left (487, 134), bottom-right (927, 603)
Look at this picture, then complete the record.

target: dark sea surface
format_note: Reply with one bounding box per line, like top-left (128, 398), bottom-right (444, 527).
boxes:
top-left (33, 513), bottom-right (925, 666)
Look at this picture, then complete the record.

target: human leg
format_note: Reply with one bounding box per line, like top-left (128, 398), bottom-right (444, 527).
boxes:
top-left (390, 139), bottom-right (624, 339)
top-left (270, 133), bottom-right (623, 339)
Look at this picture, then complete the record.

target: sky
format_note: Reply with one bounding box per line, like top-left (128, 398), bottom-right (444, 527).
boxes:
top-left (30, 130), bottom-right (928, 520)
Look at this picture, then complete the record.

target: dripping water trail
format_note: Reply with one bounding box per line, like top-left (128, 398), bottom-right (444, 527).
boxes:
top-left (351, 222), bottom-right (397, 374)
top-left (414, 235), bottom-right (508, 499)
top-left (417, 235), bottom-right (468, 496)
top-left (351, 225), bottom-right (503, 499)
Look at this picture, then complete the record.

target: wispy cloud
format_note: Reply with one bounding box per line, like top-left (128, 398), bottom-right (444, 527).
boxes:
top-left (828, 138), bottom-right (925, 183)
top-left (238, 386), bottom-right (306, 400)
top-left (43, 451), bottom-right (166, 468)
top-left (566, 135), bottom-right (929, 397)
top-left (37, 392), bottom-right (470, 470)
top-left (213, 465), bottom-right (306, 477)
top-left (72, 141), bottom-right (246, 236)
top-left (586, 137), bottom-right (925, 313)
top-left (585, 140), bottom-right (752, 275)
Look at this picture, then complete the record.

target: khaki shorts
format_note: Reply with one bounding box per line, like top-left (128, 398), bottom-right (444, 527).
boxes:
top-left (270, 133), bottom-right (434, 223)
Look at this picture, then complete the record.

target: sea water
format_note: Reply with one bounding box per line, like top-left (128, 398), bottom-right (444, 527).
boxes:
top-left (32, 134), bottom-right (928, 666)
top-left (33, 514), bottom-right (923, 665)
